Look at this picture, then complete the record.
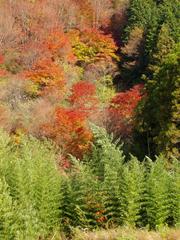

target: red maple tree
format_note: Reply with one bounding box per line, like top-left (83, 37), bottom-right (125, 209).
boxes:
top-left (108, 84), bottom-right (144, 139)
top-left (69, 81), bottom-right (98, 117)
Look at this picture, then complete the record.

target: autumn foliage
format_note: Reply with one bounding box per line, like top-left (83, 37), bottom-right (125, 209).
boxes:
top-left (43, 30), bottom-right (76, 63)
top-left (68, 28), bottom-right (118, 64)
top-left (0, 0), bottom-right (129, 160)
top-left (69, 81), bottom-right (98, 116)
top-left (37, 81), bottom-right (98, 159)
top-left (24, 58), bottom-right (66, 96)
top-left (0, 55), bottom-right (4, 65)
top-left (0, 55), bottom-right (7, 77)
top-left (108, 84), bottom-right (144, 139)
top-left (41, 107), bottom-right (92, 159)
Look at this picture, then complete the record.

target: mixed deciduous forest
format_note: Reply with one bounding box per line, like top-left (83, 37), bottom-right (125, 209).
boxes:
top-left (0, 0), bottom-right (179, 239)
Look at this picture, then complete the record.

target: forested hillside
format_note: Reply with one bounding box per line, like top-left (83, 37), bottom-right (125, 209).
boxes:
top-left (0, 0), bottom-right (179, 239)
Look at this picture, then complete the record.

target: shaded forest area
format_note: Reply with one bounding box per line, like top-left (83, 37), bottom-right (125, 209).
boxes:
top-left (0, 0), bottom-right (179, 239)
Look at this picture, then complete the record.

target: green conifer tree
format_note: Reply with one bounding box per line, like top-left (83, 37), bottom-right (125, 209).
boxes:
top-left (144, 157), bottom-right (170, 229)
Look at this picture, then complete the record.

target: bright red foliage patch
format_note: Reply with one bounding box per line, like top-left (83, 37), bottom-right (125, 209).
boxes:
top-left (108, 84), bottom-right (144, 139)
top-left (69, 81), bottom-right (98, 117)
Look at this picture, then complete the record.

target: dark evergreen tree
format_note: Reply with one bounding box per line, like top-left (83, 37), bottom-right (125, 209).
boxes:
top-left (137, 44), bottom-right (180, 158)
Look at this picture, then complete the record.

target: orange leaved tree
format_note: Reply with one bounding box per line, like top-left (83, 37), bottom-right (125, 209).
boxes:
top-left (43, 30), bottom-right (76, 63)
top-left (24, 58), bottom-right (66, 96)
top-left (40, 107), bottom-right (93, 159)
